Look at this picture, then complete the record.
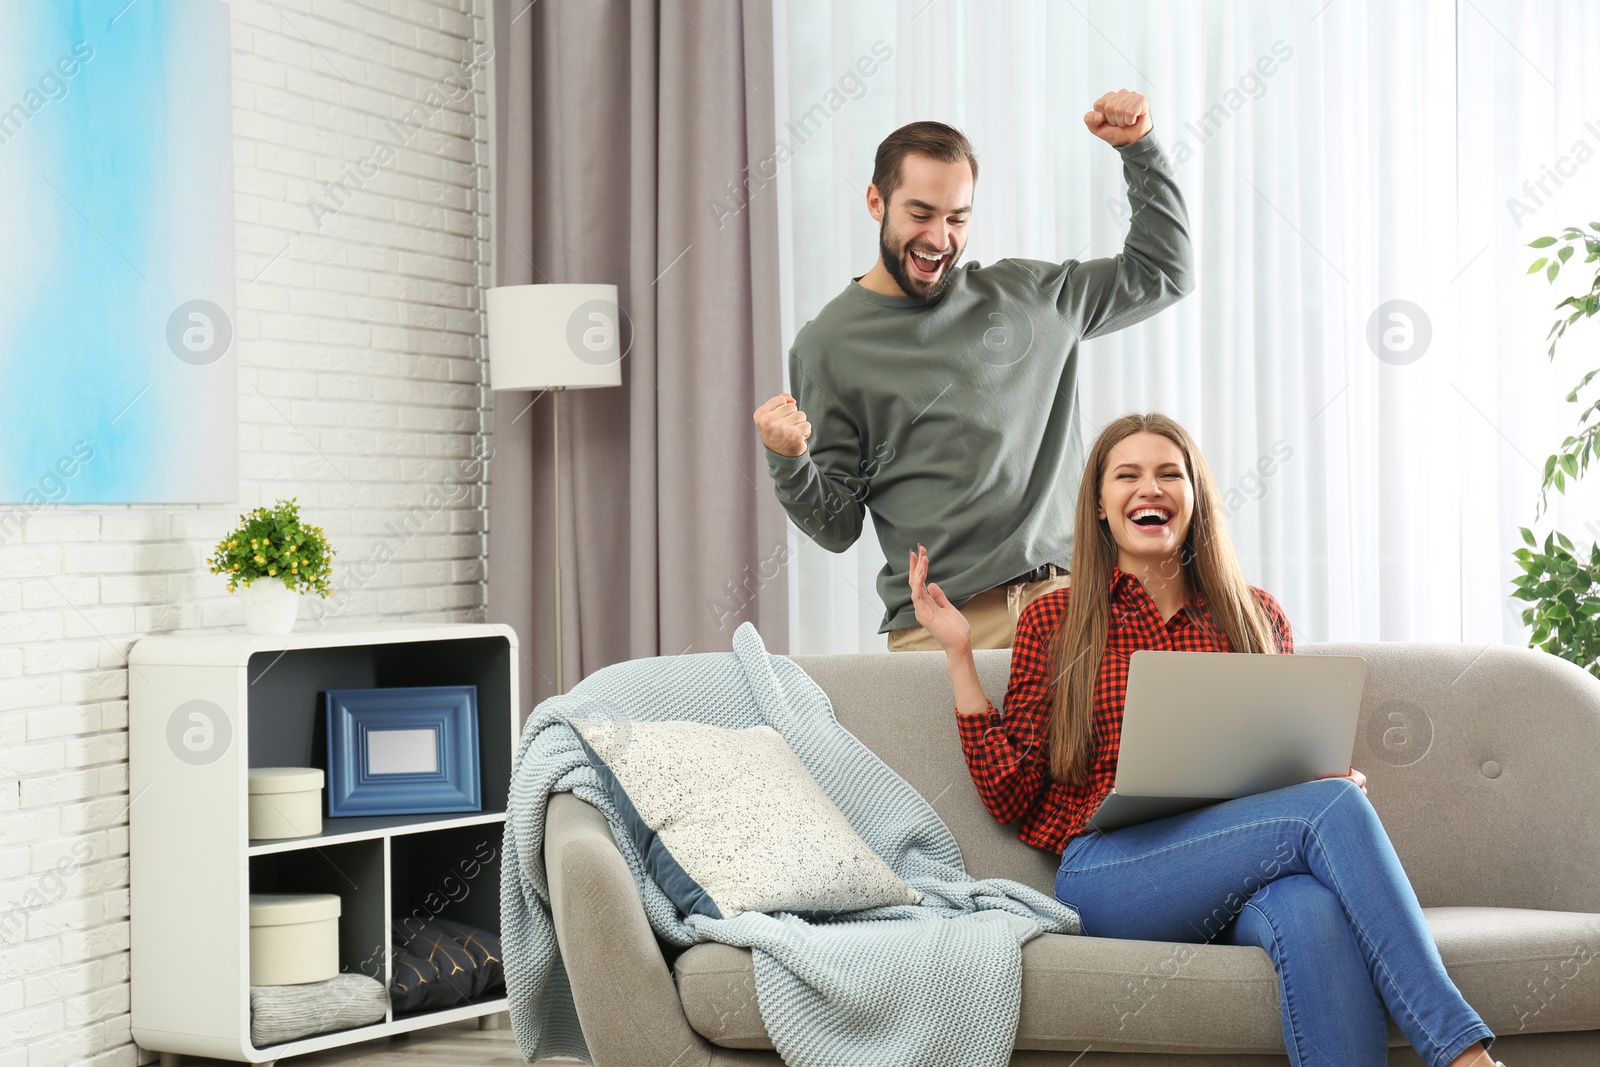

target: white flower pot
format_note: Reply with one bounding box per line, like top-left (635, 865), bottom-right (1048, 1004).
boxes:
top-left (240, 578), bottom-right (300, 635)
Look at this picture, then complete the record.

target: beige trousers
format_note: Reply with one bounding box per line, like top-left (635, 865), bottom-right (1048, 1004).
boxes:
top-left (888, 567), bottom-right (1071, 651)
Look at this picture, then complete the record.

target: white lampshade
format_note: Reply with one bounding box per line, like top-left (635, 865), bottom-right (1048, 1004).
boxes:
top-left (485, 283), bottom-right (624, 391)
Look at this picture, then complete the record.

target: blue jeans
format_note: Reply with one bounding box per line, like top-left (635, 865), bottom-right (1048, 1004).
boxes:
top-left (1055, 779), bottom-right (1494, 1067)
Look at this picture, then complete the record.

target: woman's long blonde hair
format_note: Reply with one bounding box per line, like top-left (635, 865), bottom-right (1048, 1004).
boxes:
top-left (1047, 413), bottom-right (1279, 785)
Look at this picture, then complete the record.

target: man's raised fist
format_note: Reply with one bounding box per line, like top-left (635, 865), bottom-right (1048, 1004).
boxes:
top-left (1084, 89), bottom-right (1153, 147)
top-left (754, 393), bottom-right (811, 457)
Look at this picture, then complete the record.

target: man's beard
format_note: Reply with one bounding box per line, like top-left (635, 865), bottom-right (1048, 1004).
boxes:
top-left (879, 217), bottom-right (961, 303)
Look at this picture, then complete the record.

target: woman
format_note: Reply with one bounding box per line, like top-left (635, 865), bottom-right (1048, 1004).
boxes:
top-left (908, 413), bottom-right (1501, 1067)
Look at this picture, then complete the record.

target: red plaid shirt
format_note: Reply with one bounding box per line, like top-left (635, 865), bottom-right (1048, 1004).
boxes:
top-left (955, 567), bottom-right (1295, 853)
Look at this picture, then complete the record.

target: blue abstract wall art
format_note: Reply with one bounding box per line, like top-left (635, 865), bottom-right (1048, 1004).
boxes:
top-left (0, 0), bottom-right (238, 509)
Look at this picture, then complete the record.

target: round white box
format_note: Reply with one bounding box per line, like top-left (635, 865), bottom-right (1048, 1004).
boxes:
top-left (249, 893), bottom-right (341, 986)
top-left (248, 767), bottom-right (324, 840)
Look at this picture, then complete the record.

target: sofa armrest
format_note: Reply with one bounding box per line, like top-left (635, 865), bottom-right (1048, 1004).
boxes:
top-left (544, 792), bottom-right (773, 1067)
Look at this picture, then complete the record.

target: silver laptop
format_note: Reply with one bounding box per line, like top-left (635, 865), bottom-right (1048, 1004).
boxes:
top-left (1087, 650), bottom-right (1366, 832)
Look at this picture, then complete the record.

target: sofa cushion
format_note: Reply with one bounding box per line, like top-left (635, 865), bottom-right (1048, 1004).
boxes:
top-left (673, 906), bottom-right (1600, 1053)
top-left (796, 649), bottom-right (1062, 896)
top-left (1425, 907), bottom-right (1600, 1038)
top-left (571, 718), bottom-right (920, 919)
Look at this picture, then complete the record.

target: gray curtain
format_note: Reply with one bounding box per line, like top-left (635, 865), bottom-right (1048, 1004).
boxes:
top-left (490, 0), bottom-right (788, 715)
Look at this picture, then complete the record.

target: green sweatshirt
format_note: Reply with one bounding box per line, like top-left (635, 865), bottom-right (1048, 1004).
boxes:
top-left (766, 134), bottom-right (1194, 633)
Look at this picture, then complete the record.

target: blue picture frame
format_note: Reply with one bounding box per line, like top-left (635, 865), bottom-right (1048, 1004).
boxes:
top-left (325, 686), bottom-right (481, 817)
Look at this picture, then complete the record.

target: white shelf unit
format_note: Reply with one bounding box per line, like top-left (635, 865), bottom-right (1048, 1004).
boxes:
top-left (128, 624), bottom-right (520, 1064)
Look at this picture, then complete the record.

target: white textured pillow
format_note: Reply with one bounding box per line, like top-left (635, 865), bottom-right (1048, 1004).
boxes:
top-left (570, 718), bottom-right (921, 919)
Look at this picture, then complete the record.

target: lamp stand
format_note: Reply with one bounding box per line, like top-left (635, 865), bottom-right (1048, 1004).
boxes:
top-left (551, 385), bottom-right (565, 695)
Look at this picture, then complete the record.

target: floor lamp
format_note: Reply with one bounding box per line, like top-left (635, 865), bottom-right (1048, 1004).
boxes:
top-left (485, 283), bottom-right (623, 694)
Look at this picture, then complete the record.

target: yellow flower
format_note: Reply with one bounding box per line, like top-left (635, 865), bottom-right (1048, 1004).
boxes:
top-left (229, 539), bottom-right (237, 547)
top-left (268, 568), bottom-right (276, 576)
top-left (232, 563), bottom-right (240, 570)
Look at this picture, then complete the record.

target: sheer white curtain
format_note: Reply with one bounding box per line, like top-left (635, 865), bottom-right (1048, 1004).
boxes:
top-left (1455, 0), bottom-right (1600, 644)
top-left (772, 0), bottom-right (1600, 655)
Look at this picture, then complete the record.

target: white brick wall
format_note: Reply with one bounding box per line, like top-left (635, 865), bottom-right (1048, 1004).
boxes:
top-left (0, 1), bottom-right (493, 1062)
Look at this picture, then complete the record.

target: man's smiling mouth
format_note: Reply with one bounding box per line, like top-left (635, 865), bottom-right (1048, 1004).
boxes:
top-left (909, 247), bottom-right (946, 279)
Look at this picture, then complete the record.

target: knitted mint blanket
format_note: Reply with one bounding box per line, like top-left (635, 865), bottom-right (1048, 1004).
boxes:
top-left (500, 622), bottom-right (1080, 1067)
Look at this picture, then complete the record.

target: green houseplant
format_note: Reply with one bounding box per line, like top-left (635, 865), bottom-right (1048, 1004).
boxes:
top-left (208, 498), bottom-right (334, 634)
top-left (1510, 223), bottom-right (1600, 678)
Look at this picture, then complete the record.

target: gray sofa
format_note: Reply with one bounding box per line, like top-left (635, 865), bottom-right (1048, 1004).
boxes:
top-left (543, 642), bottom-right (1600, 1065)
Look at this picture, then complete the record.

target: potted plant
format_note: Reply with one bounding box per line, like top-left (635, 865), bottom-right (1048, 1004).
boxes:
top-left (208, 498), bottom-right (334, 634)
top-left (1510, 223), bottom-right (1600, 678)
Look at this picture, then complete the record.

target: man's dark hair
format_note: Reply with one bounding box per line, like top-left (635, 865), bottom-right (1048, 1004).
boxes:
top-left (870, 121), bottom-right (978, 205)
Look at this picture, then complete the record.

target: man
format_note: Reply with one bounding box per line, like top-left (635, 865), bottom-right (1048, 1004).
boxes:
top-left (754, 91), bottom-right (1193, 650)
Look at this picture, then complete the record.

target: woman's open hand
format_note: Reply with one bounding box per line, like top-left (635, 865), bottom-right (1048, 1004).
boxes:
top-left (908, 545), bottom-right (972, 656)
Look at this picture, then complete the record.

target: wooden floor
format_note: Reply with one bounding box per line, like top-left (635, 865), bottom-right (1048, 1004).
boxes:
top-left (169, 1013), bottom-right (581, 1066)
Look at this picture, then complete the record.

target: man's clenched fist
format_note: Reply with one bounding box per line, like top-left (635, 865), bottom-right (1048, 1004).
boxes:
top-left (1084, 89), bottom-right (1152, 147)
top-left (754, 393), bottom-right (811, 457)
